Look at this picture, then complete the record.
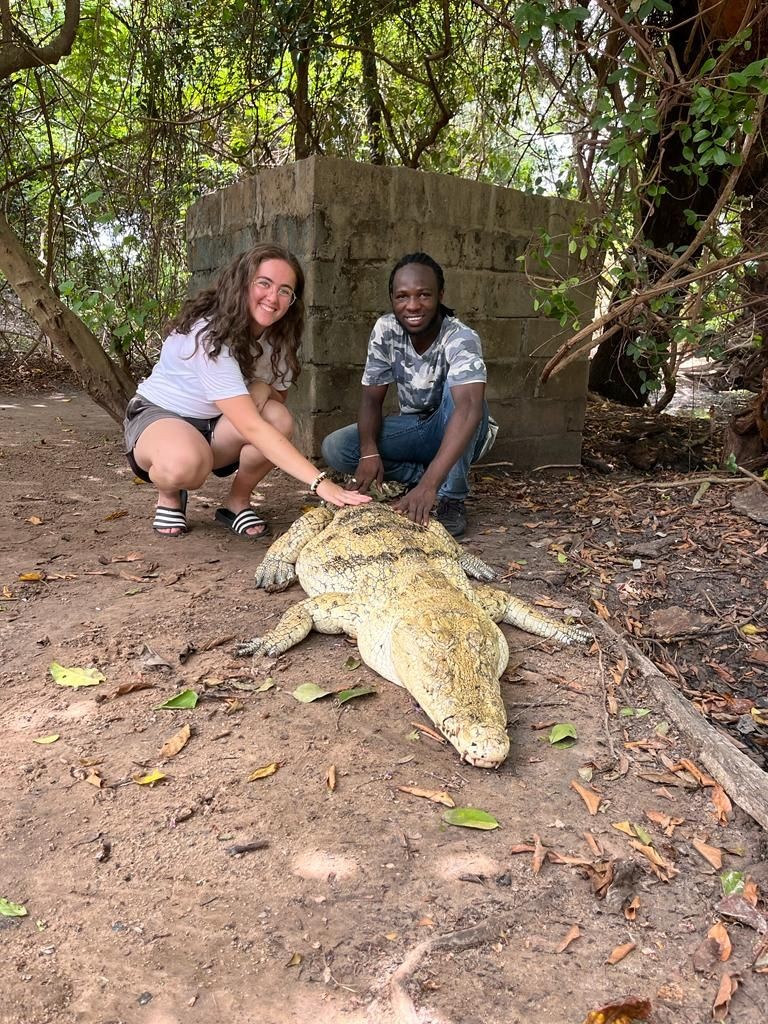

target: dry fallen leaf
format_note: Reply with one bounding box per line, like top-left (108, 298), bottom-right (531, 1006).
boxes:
top-left (710, 784), bottom-right (732, 826)
top-left (606, 941), bottom-right (636, 965)
top-left (712, 972), bottom-right (740, 1021)
top-left (108, 680), bottom-right (155, 699)
top-left (645, 809), bottom-right (684, 837)
top-left (612, 821), bottom-right (636, 837)
top-left (326, 765), bottom-right (336, 792)
top-left (532, 833), bottom-right (547, 875)
top-left (674, 757), bottom-right (716, 787)
top-left (692, 837), bottom-right (723, 870)
top-left (742, 876), bottom-right (759, 907)
top-left (26, 516), bottom-right (43, 525)
top-left (627, 839), bottom-right (678, 881)
top-left (397, 785), bottom-right (455, 807)
top-left (555, 924), bottom-right (581, 953)
top-left (583, 832), bottom-right (603, 857)
top-left (160, 723), bottom-right (191, 759)
top-left (570, 779), bottom-right (604, 816)
top-left (248, 762), bottom-right (280, 782)
top-left (133, 768), bottom-right (166, 786)
top-left (408, 721), bottom-right (447, 745)
top-left (708, 921), bottom-right (732, 962)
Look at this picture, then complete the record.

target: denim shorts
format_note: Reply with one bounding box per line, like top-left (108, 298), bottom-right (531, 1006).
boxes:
top-left (123, 394), bottom-right (238, 482)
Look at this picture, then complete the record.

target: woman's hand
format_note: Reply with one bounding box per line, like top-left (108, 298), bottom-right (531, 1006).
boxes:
top-left (317, 479), bottom-right (372, 507)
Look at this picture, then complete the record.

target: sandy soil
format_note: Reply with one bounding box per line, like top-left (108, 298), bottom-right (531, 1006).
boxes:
top-left (1, 390), bottom-right (767, 1024)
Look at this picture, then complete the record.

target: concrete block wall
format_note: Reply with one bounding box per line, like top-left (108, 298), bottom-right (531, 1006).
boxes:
top-left (186, 156), bottom-right (593, 468)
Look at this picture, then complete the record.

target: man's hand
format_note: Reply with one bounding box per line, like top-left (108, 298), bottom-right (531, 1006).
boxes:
top-left (392, 480), bottom-right (437, 527)
top-left (346, 454), bottom-right (384, 493)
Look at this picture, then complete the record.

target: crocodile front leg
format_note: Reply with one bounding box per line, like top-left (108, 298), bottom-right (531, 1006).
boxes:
top-left (473, 586), bottom-right (591, 646)
top-left (234, 592), bottom-right (365, 657)
top-left (255, 505), bottom-right (335, 591)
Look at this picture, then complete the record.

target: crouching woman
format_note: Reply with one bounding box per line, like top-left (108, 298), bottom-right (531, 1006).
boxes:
top-left (124, 243), bottom-right (370, 537)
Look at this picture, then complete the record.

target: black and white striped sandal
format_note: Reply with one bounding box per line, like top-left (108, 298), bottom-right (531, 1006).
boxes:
top-left (214, 506), bottom-right (269, 538)
top-left (152, 490), bottom-right (188, 537)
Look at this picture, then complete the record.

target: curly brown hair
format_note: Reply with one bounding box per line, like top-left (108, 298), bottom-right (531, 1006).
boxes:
top-left (168, 244), bottom-right (305, 385)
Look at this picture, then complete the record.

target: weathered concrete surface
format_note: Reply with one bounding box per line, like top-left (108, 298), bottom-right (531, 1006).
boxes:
top-left (187, 156), bottom-right (593, 468)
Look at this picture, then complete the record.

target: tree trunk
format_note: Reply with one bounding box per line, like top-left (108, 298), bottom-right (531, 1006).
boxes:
top-left (589, 2), bottom-right (723, 405)
top-left (0, 212), bottom-right (135, 422)
top-left (289, 1), bottom-right (315, 160)
top-left (358, 11), bottom-right (385, 165)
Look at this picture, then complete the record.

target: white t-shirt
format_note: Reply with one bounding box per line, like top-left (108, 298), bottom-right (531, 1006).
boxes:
top-left (137, 320), bottom-right (292, 418)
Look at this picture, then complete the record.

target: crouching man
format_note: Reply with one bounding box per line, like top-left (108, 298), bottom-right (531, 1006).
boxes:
top-left (321, 252), bottom-right (497, 537)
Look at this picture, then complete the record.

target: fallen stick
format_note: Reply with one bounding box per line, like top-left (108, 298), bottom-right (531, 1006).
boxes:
top-left (732, 463), bottom-right (768, 494)
top-left (619, 477), bottom-right (748, 491)
top-left (608, 631), bottom-right (768, 832)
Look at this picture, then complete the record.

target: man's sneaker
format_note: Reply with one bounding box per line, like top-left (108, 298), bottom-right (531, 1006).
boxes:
top-left (436, 497), bottom-right (467, 538)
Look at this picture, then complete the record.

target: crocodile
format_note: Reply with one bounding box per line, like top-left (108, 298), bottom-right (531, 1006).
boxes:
top-left (234, 503), bottom-right (590, 768)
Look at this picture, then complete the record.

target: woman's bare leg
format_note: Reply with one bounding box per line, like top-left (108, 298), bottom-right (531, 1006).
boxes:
top-left (211, 396), bottom-right (294, 536)
top-left (132, 419), bottom-right (213, 535)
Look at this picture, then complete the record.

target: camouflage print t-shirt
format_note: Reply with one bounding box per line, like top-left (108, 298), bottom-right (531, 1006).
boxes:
top-left (361, 313), bottom-right (487, 414)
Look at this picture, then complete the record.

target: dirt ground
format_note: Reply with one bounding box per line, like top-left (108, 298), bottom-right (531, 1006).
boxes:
top-left (2, 388), bottom-right (768, 1024)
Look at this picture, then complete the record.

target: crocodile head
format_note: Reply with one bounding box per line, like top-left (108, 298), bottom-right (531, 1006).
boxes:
top-left (390, 608), bottom-right (510, 769)
top-left (451, 721), bottom-right (510, 769)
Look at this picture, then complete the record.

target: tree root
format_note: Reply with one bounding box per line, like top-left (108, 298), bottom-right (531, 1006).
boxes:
top-left (368, 919), bottom-right (500, 1024)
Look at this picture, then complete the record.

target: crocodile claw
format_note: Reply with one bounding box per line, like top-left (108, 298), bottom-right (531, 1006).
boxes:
top-left (233, 639), bottom-right (266, 658)
top-left (255, 557), bottom-right (297, 591)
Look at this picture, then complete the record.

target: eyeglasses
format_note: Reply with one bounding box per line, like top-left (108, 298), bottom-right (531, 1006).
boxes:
top-left (252, 276), bottom-right (296, 304)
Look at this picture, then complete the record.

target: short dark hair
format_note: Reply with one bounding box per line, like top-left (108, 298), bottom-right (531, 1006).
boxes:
top-left (388, 252), bottom-right (455, 317)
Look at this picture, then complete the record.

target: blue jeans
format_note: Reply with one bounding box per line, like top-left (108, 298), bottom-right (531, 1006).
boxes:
top-left (321, 385), bottom-right (489, 501)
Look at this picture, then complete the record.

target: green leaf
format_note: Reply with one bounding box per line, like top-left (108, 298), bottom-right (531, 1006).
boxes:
top-left (49, 662), bottom-right (105, 689)
top-left (0, 898), bottom-right (27, 917)
top-left (292, 683), bottom-right (331, 703)
top-left (442, 807), bottom-right (500, 831)
top-left (343, 656), bottom-right (362, 670)
top-left (556, 552), bottom-right (568, 564)
top-left (155, 689), bottom-right (198, 710)
top-left (619, 706), bottom-right (650, 718)
top-left (336, 685), bottom-right (377, 705)
top-left (720, 869), bottom-right (745, 896)
top-left (549, 723), bottom-right (578, 748)
top-left (633, 824), bottom-right (653, 846)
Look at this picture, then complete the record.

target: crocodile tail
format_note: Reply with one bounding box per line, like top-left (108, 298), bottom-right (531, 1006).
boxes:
top-left (503, 595), bottom-right (591, 646)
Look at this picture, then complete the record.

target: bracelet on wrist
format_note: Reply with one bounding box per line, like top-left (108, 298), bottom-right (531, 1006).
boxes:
top-left (359, 453), bottom-right (380, 460)
top-left (309, 471), bottom-right (328, 494)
